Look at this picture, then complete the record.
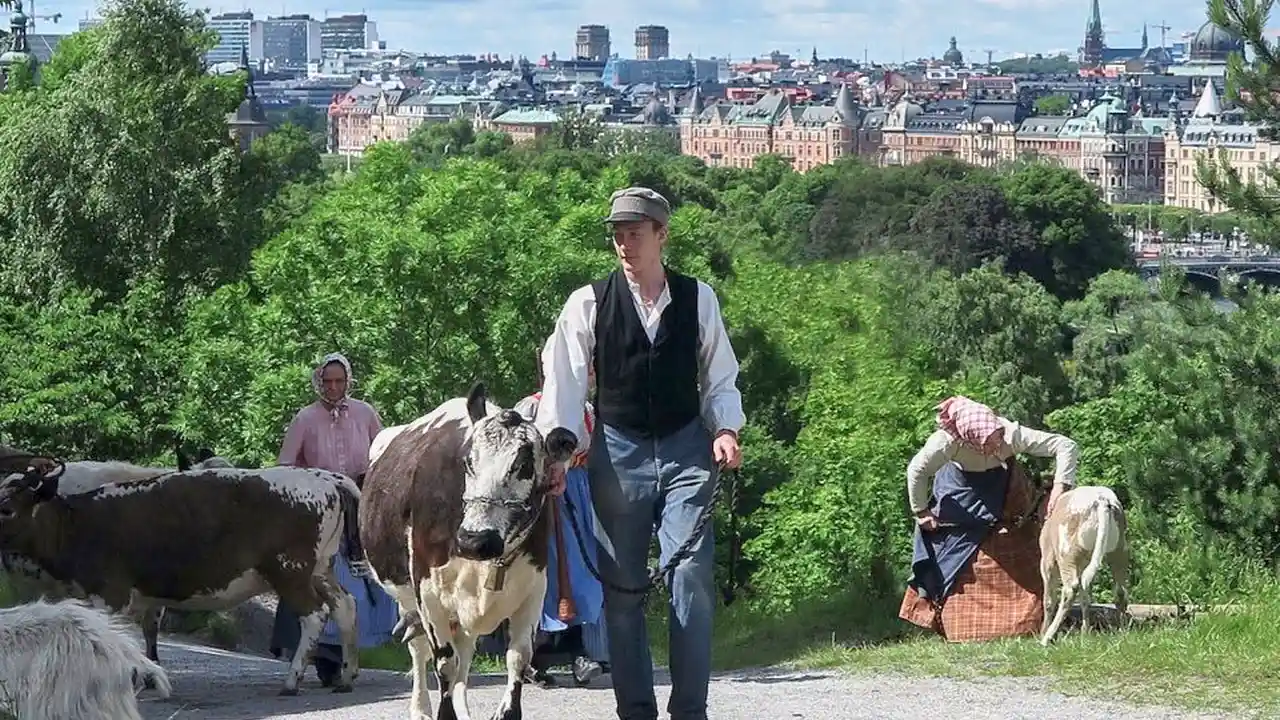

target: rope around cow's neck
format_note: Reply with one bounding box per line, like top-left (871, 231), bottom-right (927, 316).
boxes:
top-left (559, 466), bottom-right (740, 603)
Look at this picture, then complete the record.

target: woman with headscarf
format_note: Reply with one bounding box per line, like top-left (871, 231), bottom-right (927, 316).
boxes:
top-left (899, 395), bottom-right (1080, 642)
top-left (268, 352), bottom-right (399, 686)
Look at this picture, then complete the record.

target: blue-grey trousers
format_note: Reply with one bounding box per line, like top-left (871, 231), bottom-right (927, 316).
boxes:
top-left (589, 417), bottom-right (717, 720)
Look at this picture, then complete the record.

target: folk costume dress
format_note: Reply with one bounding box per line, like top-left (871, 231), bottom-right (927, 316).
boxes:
top-left (899, 396), bottom-right (1080, 642)
top-left (520, 392), bottom-right (610, 663)
top-left (269, 353), bottom-right (399, 677)
top-left (535, 266), bottom-right (745, 720)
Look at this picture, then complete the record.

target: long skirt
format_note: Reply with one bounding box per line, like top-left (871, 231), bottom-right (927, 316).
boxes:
top-left (476, 466), bottom-right (610, 663)
top-left (899, 460), bottom-right (1045, 642)
top-left (270, 541), bottom-right (399, 661)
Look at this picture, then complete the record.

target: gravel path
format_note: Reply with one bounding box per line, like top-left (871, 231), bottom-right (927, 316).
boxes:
top-left (140, 638), bottom-right (1233, 720)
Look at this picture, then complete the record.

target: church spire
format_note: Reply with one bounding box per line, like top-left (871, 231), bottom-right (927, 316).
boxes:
top-left (1081, 0), bottom-right (1106, 67)
top-left (239, 43), bottom-right (256, 99)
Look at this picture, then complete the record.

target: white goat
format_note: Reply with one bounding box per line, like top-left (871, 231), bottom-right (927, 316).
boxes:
top-left (1038, 485), bottom-right (1131, 646)
top-left (0, 598), bottom-right (171, 720)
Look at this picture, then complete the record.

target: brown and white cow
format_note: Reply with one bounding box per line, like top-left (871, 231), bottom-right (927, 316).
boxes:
top-left (0, 461), bottom-right (362, 696)
top-left (360, 382), bottom-right (576, 720)
top-left (0, 449), bottom-right (232, 663)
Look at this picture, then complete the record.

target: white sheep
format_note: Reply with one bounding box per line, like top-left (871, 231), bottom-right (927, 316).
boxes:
top-left (1038, 485), bottom-right (1131, 646)
top-left (0, 597), bottom-right (171, 720)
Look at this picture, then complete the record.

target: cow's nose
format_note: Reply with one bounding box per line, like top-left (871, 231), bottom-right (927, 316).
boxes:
top-left (456, 528), bottom-right (503, 561)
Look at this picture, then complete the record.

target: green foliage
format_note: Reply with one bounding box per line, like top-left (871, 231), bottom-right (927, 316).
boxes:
top-left (0, 0), bottom-right (279, 303)
top-left (1197, 0), bottom-right (1280, 238)
top-left (2, 14), bottom-right (1278, 644)
top-left (995, 53), bottom-right (1079, 75)
top-left (1033, 94), bottom-right (1071, 116)
top-left (1110, 202), bottom-right (1252, 239)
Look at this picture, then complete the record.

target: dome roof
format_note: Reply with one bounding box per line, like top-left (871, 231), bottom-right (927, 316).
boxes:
top-left (1190, 21), bottom-right (1244, 63)
top-left (942, 36), bottom-right (963, 65)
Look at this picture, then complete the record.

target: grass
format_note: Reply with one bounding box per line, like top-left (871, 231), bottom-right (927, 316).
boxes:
top-left (798, 599), bottom-right (1280, 717)
top-left (643, 589), bottom-right (1279, 718)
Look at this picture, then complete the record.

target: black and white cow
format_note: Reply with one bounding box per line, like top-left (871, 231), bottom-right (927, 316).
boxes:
top-left (360, 383), bottom-right (576, 720)
top-left (0, 450), bottom-right (233, 661)
top-left (0, 461), bottom-right (363, 696)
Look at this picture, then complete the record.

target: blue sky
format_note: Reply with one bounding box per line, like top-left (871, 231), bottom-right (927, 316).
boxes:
top-left (54, 0), bottom-right (1220, 63)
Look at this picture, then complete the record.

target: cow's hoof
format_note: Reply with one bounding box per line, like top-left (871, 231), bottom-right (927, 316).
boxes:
top-left (278, 686), bottom-right (300, 697)
top-left (332, 682), bottom-right (354, 694)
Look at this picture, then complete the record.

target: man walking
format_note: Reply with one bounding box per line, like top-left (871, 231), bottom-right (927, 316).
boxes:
top-left (535, 186), bottom-right (745, 720)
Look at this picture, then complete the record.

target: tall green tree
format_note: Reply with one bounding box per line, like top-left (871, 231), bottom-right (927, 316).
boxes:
top-left (0, 0), bottom-right (261, 302)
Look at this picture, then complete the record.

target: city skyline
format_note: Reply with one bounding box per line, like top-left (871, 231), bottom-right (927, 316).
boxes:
top-left (53, 0), bottom-right (1222, 62)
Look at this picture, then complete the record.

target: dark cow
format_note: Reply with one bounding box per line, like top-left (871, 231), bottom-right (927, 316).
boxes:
top-left (360, 382), bottom-right (576, 720)
top-left (0, 461), bottom-right (363, 696)
top-left (0, 450), bottom-right (234, 662)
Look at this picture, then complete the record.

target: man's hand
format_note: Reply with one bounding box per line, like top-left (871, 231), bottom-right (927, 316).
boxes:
top-left (544, 459), bottom-right (567, 496)
top-left (713, 430), bottom-right (741, 470)
top-left (914, 510), bottom-right (939, 532)
top-left (1046, 483), bottom-right (1066, 517)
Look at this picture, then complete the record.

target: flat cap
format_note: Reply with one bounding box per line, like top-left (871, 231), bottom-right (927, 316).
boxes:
top-left (605, 186), bottom-right (671, 226)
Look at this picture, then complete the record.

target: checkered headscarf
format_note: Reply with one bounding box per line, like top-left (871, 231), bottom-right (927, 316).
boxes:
top-left (936, 396), bottom-right (1002, 452)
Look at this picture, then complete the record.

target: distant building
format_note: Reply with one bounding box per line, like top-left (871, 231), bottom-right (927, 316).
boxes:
top-left (262, 15), bottom-right (321, 72)
top-left (1164, 79), bottom-right (1274, 213)
top-left (575, 24), bottom-right (610, 62)
top-left (942, 37), bottom-right (963, 66)
top-left (601, 56), bottom-right (727, 87)
top-left (879, 93), bottom-right (1168, 204)
top-left (1167, 20), bottom-right (1245, 84)
top-left (327, 85), bottom-right (503, 155)
top-left (679, 84), bottom-right (865, 172)
top-left (635, 25), bottom-right (669, 60)
top-left (208, 12), bottom-right (263, 65)
top-left (320, 14), bottom-right (377, 53)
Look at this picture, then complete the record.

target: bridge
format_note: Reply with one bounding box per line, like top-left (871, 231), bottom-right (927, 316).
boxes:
top-left (1136, 256), bottom-right (1280, 295)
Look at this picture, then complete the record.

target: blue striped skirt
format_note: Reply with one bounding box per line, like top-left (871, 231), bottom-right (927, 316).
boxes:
top-left (269, 540), bottom-right (399, 658)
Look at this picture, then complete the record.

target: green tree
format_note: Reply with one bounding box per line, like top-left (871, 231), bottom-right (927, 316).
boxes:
top-left (0, 0), bottom-right (263, 303)
top-left (1000, 162), bottom-right (1134, 298)
top-left (1033, 94), bottom-right (1072, 116)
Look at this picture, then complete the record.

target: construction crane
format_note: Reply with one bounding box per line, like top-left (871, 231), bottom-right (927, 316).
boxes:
top-left (1151, 21), bottom-right (1173, 49)
top-left (24, 1), bottom-right (62, 31)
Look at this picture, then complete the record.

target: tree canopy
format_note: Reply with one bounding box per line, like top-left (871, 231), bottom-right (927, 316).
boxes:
top-left (1, 0), bottom-right (1277, 624)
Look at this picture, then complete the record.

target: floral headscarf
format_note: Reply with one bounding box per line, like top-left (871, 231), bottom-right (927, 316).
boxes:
top-left (935, 395), bottom-right (1003, 453)
top-left (312, 352), bottom-right (354, 421)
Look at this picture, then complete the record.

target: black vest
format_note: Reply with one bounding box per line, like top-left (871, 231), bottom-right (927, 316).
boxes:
top-left (592, 269), bottom-right (701, 440)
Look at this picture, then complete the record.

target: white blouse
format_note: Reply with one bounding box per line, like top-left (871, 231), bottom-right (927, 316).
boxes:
top-left (905, 417), bottom-right (1080, 514)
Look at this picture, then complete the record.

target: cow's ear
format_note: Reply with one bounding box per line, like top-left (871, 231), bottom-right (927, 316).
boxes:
top-left (466, 382), bottom-right (488, 424)
top-left (176, 448), bottom-right (192, 472)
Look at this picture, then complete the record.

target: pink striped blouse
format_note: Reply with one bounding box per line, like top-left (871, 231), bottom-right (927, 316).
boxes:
top-left (277, 399), bottom-right (384, 479)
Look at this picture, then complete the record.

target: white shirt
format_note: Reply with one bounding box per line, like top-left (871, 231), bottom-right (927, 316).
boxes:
top-left (905, 417), bottom-right (1079, 514)
top-left (534, 274), bottom-right (746, 452)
